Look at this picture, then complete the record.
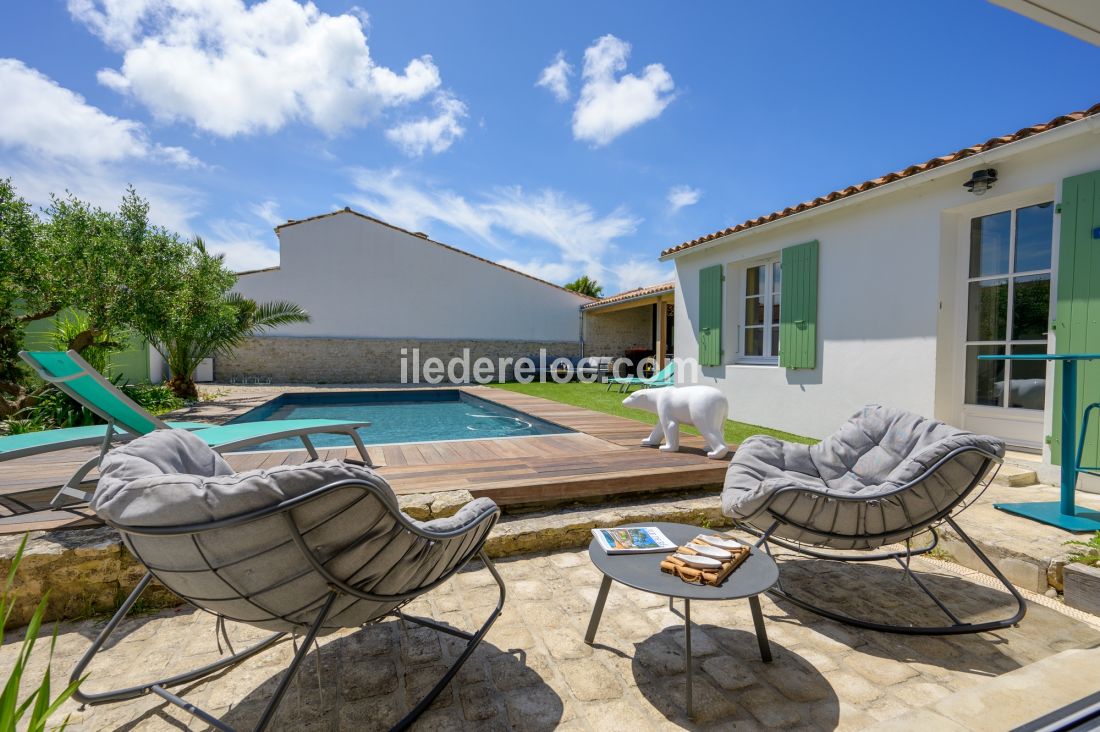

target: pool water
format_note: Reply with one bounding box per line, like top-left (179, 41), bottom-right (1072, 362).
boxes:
top-left (228, 390), bottom-right (571, 451)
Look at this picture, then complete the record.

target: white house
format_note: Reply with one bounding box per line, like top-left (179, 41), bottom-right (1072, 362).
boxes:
top-left (663, 102), bottom-right (1100, 472)
top-left (226, 209), bottom-right (593, 382)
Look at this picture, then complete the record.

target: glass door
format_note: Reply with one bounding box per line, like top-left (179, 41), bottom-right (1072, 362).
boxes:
top-left (962, 201), bottom-right (1054, 447)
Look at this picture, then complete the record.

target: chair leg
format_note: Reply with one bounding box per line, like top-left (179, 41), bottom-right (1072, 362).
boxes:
top-left (72, 556), bottom-right (503, 731)
top-left (71, 573), bottom-right (287, 708)
top-left (752, 520), bottom-right (1027, 635)
top-left (50, 454), bottom-right (101, 506)
top-left (388, 550), bottom-right (506, 731)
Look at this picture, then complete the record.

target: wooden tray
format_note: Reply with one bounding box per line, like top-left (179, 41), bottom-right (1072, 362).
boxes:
top-left (660, 538), bottom-right (751, 586)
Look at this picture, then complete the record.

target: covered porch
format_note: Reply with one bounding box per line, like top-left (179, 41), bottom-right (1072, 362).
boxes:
top-left (582, 281), bottom-right (675, 376)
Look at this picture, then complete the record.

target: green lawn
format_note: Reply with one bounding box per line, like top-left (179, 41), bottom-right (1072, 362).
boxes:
top-left (489, 381), bottom-right (816, 446)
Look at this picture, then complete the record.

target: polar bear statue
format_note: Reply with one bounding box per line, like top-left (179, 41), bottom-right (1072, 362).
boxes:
top-left (622, 386), bottom-right (729, 459)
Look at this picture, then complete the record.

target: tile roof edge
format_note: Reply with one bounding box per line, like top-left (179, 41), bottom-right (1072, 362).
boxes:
top-left (661, 101), bottom-right (1100, 259)
top-left (582, 281), bottom-right (675, 309)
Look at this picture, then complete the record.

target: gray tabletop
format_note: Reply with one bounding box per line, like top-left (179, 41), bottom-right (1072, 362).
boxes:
top-left (588, 522), bottom-right (779, 601)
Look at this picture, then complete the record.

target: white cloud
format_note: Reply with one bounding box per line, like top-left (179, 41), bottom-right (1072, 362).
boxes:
top-left (610, 258), bottom-right (672, 291)
top-left (572, 34), bottom-right (674, 146)
top-left (385, 93), bottom-right (467, 156)
top-left (481, 187), bottom-right (636, 267)
top-left (7, 158), bottom-right (202, 234)
top-left (667, 184), bottom-right (702, 213)
top-left (250, 200), bottom-right (284, 227)
top-left (203, 219), bottom-right (280, 272)
top-left (70, 0), bottom-right (444, 136)
top-left (0, 58), bottom-right (196, 167)
top-left (497, 258), bottom-right (577, 284)
top-left (345, 169), bottom-right (645, 290)
top-left (536, 51), bottom-right (573, 102)
top-left (347, 168), bottom-right (498, 245)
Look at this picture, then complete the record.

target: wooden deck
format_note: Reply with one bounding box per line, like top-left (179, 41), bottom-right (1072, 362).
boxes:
top-left (0, 385), bottom-right (730, 535)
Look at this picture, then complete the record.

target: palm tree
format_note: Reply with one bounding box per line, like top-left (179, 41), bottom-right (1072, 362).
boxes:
top-left (160, 293), bottom-right (310, 399)
top-left (565, 275), bottom-right (603, 298)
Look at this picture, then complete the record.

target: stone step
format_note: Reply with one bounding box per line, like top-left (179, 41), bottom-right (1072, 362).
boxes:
top-left (993, 462), bottom-right (1039, 487)
top-left (867, 647), bottom-right (1100, 731)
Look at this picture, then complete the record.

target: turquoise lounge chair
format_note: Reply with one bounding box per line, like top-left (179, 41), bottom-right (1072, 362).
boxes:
top-left (607, 361), bottom-right (676, 393)
top-left (20, 350), bottom-right (372, 505)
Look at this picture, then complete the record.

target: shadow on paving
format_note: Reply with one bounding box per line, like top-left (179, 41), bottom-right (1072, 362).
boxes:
top-left (109, 620), bottom-right (564, 732)
top-left (765, 557), bottom-right (1100, 673)
top-left (631, 625), bottom-right (839, 729)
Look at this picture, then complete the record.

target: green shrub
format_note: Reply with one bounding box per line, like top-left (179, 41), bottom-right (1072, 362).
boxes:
top-left (1, 534), bottom-right (85, 731)
top-left (1, 380), bottom-right (182, 436)
top-left (1066, 532), bottom-right (1100, 567)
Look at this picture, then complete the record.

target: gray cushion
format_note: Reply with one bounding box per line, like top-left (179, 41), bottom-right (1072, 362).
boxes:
top-left (93, 429), bottom-right (499, 632)
top-left (722, 405), bottom-right (1004, 549)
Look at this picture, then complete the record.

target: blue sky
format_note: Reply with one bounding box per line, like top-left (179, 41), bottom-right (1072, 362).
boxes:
top-left (1, 1), bottom-right (1097, 293)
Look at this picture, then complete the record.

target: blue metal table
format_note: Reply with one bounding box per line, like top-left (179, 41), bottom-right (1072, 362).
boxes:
top-left (978, 353), bottom-right (1100, 531)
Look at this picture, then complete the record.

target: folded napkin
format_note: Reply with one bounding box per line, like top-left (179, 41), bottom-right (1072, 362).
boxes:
top-left (660, 541), bottom-right (750, 586)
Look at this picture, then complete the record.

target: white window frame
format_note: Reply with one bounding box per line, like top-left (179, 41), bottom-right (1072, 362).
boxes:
top-left (963, 201), bottom-right (1053, 411)
top-left (738, 257), bottom-right (781, 365)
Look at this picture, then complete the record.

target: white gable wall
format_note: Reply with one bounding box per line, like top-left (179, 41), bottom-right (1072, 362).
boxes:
top-left (233, 213), bottom-right (588, 342)
top-left (671, 123), bottom-right (1100, 441)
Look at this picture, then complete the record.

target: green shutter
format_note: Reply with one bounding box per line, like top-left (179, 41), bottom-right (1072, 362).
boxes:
top-left (698, 265), bottom-right (723, 366)
top-left (779, 240), bottom-right (819, 370)
top-left (1051, 170), bottom-right (1100, 466)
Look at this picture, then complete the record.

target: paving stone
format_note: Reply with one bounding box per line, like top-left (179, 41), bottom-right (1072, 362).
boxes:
top-left (405, 663), bottom-right (456, 712)
top-left (701, 654), bottom-right (758, 690)
top-left (8, 543), bottom-right (1100, 732)
top-left (847, 653), bottom-right (920, 686)
top-left (457, 682), bottom-right (499, 722)
top-left (891, 680), bottom-right (953, 708)
top-left (503, 684), bottom-right (571, 731)
top-left (828, 670), bottom-right (885, 705)
top-left (488, 651), bottom-right (553, 691)
top-left (740, 685), bottom-right (804, 727)
top-left (558, 658), bottom-right (624, 701)
top-left (539, 624), bottom-right (592, 660)
top-left (578, 697), bottom-right (659, 730)
top-left (634, 637), bottom-right (685, 675)
top-left (339, 655), bottom-right (398, 700)
top-left (761, 663), bottom-right (832, 702)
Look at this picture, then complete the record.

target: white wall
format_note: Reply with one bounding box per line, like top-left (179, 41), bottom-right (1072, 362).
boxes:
top-left (672, 123), bottom-right (1100, 440)
top-left (233, 213), bottom-right (589, 342)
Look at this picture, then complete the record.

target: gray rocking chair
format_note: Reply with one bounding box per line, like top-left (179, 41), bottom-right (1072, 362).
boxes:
top-left (723, 405), bottom-right (1026, 635)
top-left (70, 429), bottom-right (504, 731)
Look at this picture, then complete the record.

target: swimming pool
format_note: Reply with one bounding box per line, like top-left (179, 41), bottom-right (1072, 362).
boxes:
top-left (227, 390), bottom-right (572, 451)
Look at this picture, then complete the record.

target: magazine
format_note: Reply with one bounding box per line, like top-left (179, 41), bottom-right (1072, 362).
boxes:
top-left (591, 526), bottom-right (677, 554)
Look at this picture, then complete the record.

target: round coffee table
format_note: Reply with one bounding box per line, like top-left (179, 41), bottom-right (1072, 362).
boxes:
top-left (584, 522), bottom-right (779, 718)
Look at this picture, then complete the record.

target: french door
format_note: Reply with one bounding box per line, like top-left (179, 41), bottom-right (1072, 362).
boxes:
top-left (961, 200), bottom-right (1054, 448)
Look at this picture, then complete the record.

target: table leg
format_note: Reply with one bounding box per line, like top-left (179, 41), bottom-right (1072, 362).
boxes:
top-left (584, 575), bottom-right (613, 645)
top-left (685, 598), bottom-right (693, 719)
top-left (749, 595), bottom-right (772, 663)
top-left (1061, 360), bottom-right (1078, 518)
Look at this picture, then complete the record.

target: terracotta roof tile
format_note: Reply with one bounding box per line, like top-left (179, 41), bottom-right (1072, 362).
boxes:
top-left (662, 102), bottom-right (1100, 258)
top-left (582, 281), bottom-right (675, 310)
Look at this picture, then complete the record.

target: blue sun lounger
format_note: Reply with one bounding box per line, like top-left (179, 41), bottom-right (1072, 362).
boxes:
top-left (20, 350), bottom-right (372, 505)
top-left (606, 361), bottom-right (676, 393)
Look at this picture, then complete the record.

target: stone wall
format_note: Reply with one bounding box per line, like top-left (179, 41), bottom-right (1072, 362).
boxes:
top-left (217, 336), bottom-right (581, 383)
top-left (582, 307), bottom-right (653, 357)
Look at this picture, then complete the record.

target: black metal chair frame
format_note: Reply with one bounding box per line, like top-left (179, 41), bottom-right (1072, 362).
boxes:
top-left (70, 476), bottom-right (505, 732)
top-left (734, 446), bottom-right (1027, 635)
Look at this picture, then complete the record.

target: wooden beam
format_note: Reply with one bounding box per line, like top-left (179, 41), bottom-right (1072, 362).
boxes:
top-left (656, 297), bottom-right (668, 367)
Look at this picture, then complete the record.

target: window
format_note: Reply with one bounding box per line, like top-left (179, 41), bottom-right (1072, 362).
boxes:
top-left (742, 260), bottom-right (781, 362)
top-left (964, 202), bottom-right (1053, 411)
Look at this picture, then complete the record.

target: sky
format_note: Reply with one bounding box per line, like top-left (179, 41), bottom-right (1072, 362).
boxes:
top-left (1, 1), bottom-right (1098, 294)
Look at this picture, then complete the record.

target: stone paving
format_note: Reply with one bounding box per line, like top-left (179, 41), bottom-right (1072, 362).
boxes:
top-left (4, 541), bottom-right (1100, 731)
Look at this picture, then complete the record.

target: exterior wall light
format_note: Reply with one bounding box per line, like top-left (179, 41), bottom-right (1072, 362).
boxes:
top-left (964, 168), bottom-right (998, 195)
